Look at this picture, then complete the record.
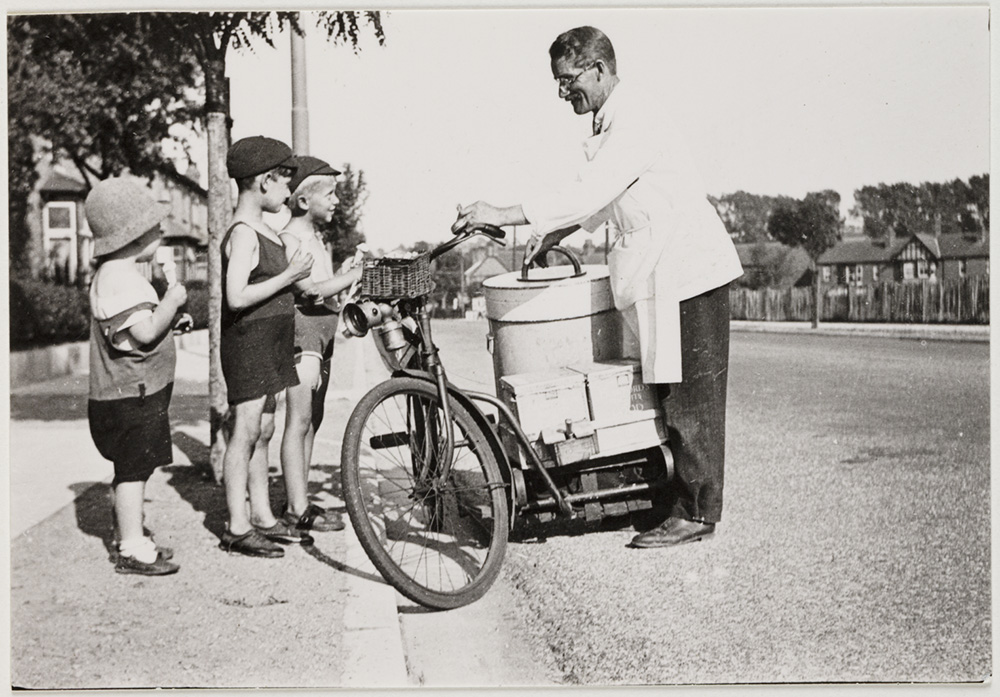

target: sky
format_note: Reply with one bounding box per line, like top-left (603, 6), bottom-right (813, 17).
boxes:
top-left (219, 6), bottom-right (990, 251)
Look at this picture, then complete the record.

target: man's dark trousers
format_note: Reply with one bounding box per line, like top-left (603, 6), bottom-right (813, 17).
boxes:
top-left (657, 282), bottom-right (730, 524)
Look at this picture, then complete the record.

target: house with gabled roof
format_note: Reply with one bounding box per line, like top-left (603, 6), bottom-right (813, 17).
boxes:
top-left (28, 152), bottom-right (208, 285)
top-left (817, 226), bottom-right (989, 287)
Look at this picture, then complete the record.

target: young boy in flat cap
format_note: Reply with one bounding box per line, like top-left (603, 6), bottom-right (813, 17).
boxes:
top-left (219, 135), bottom-right (315, 558)
top-left (86, 176), bottom-right (187, 576)
top-left (276, 156), bottom-right (363, 534)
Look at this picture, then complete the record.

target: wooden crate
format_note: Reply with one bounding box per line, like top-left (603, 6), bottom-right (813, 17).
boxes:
top-left (592, 409), bottom-right (667, 457)
top-left (569, 359), bottom-right (659, 422)
top-left (498, 368), bottom-right (591, 441)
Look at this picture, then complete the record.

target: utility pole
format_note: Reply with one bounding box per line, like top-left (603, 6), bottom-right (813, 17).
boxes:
top-left (511, 225), bottom-right (517, 269)
top-left (290, 20), bottom-right (309, 154)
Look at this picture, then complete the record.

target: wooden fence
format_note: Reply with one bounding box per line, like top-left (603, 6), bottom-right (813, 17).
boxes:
top-left (730, 276), bottom-right (989, 324)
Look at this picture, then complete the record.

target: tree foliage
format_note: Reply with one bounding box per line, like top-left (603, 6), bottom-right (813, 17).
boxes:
top-left (320, 163), bottom-right (369, 266)
top-left (7, 13), bottom-right (203, 271)
top-left (708, 190), bottom-right (795, 242)
top-left (851, 175), bottom-right (989, 240)
top-left (767, 190), bottom-right (843, 261)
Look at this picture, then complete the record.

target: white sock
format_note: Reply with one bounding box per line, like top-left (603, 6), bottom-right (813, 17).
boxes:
top-left (119, 536), bottom-right (158, 564)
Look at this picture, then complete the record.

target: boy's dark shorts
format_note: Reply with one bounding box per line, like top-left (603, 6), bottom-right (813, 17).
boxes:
top-left (89, 382), bottom-right (174, 486)
top-left (294, 306), bottom-right (339, 366)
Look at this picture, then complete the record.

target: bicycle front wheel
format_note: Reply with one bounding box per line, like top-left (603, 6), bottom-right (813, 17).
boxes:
top-left (341, 377), bottom-right (509, 610)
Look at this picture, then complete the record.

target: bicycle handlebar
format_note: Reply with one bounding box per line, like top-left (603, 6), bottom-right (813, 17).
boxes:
top-left (430, 224), bottom-right (506, 262)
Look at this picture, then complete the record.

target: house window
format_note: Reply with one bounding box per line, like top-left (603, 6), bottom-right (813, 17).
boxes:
top-left (821, 266), bottom-right (831, 282)
top-left (872, 266), bottom-right (880, 283)
top-left (46, 205), bottom-right (72, 230)
top-left (843, 265), bottom-right (863, 286)
top-left (916, 259), bottom-right (932, 279)
top-left (902, 262), bottom-right (916, 281)
top-left (43, 202), bottom-right (76, 240)
top-left (959, 260), bottom-right (968, 277)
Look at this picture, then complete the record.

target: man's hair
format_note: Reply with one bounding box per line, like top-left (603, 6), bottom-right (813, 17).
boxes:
top-left (288, 174), bottom-right (337, 216)
top-left (549, 26), bottom-right (617, 75)
top-left (235, 164), bottom-right (296, 193)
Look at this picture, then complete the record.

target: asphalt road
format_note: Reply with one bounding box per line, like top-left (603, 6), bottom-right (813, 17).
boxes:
top-left (419, 320), bottom-right (990, 686)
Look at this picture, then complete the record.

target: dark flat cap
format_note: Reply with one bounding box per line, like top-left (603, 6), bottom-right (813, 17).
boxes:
top-left (288, 155), bottom-right (342, 194)
top-left (227, 136), bottom-right (295, 179)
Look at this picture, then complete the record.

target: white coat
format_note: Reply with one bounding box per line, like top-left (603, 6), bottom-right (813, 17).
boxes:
top-left (521, 81), bottom-right (743, 383)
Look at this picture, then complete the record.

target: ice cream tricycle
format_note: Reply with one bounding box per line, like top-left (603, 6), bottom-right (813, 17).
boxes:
top-left (339, 225), bottom-right (673, 609)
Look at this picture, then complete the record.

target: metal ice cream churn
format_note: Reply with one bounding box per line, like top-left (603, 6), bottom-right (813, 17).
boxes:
top-left (482, 247), bottom-right (630, 391)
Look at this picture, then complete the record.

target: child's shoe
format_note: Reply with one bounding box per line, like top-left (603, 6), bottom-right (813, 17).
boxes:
top-left (253, 519), bottom-right (315, 546)
top-left (115, 551), bottom-right (179, 576)
top-left (283, 504), bottom-right (345, 533)
top-left (219, 529), bottom-right (285, 558)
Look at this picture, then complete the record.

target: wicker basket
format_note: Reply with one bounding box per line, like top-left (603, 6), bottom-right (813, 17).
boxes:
top-left (360, 254), bottom-right (433, 299)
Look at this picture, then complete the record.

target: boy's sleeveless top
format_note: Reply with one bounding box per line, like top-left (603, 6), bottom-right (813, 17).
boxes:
top-left (89, 268), bottom-right (176, 402)
top-left (221, 223), bottom-right (294, 328)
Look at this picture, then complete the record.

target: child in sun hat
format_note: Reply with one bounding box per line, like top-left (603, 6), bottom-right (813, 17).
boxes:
top-left (273, 155), bottom-right (363, 534)
top-left (218, 135), bottom-right (315, 558)
top-left (86, 176), bottom-right (188, 576)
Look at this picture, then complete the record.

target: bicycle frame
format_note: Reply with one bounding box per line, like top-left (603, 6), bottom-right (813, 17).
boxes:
top-left (347, 228), bottom-right (576, 521)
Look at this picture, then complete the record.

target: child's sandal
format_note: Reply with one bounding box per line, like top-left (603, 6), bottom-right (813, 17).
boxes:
top-left (283, 504), bottom-right (345, 533)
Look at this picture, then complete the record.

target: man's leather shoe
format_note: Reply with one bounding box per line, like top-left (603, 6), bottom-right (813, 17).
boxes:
top-left (630, 517), bottom-right (715, 548)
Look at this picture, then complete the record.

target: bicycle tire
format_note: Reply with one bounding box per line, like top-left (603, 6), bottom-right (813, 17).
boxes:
top-left (341, 377), bottom-right (509, 610)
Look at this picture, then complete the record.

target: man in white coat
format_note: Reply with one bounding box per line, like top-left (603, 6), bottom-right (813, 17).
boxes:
top-left (453, 26), bottom-right (743, 547)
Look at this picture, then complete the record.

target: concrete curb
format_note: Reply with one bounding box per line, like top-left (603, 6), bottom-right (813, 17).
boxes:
top-left (333, 333), bottom-right (411, 687)
top-left (731, 320), bottom-right (989, 343)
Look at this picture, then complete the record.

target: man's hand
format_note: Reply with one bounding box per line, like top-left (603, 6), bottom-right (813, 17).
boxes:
top-left (523, 226), bottom-right (581, 267)
top-left (523, 231), bottom-right (563, 267)
top-left (451, 202), bottom-right (528, 235)
top-left (452, 201), bottom-right (499, 234)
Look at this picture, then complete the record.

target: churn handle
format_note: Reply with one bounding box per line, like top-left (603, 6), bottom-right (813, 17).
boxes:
top-left (519, 245), bottom-right (585, 282)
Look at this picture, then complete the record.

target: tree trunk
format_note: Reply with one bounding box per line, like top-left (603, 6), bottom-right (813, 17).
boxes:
top-left (812, 264), bottom-right (821, 328)
top-left (204, 58), bottom-right (232, 483)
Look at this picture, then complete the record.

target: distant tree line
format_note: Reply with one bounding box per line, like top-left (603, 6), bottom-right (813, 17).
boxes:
top-left (709, 174), bottom-right (989, 244)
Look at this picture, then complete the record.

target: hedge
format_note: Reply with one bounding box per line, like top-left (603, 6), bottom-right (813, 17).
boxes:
top-left (10, 275), bottom-right (92, 350)
top-left (10, 274), bottom-right (210, 351)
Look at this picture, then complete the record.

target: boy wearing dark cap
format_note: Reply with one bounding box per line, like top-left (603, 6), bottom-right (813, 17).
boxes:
top-left (86, 177), bottom-right (188, 576)
top-left (276, 156), bottom-right (363, 533)
top-left (219, 136), bottom-right (315, 558)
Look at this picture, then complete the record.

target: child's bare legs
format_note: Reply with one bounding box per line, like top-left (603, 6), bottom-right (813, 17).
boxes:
top-left (115, 480), bottom-right (156, 562)
top-left (281, 357), bottom-right (321, 517)
top-left (114, 480), bottom-right (145, 541)
top-left (248, 407), bottom-right (279, 528)
top-left (224, 396), bottom-right (268, 535)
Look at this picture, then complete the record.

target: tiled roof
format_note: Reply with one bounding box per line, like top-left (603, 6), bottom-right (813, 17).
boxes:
top-left (40, 171), bottom-right (87, 195)
top-left (818, 233), bottom-right (989, 264)
top-left (817, 238), bottom-right (893, 265)
top-left (935, 233), bottom-right (989, 259)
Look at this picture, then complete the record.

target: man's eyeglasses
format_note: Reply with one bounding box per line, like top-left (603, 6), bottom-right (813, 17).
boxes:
top-left (555, 63), bottom-right (597, 90)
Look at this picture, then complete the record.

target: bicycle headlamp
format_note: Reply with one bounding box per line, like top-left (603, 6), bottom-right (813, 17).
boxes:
top-left (342, 300), bottom-right (394, 338)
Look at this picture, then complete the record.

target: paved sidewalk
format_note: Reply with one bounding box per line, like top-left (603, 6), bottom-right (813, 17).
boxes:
top-left (9, 334), bottom-right (408, 690)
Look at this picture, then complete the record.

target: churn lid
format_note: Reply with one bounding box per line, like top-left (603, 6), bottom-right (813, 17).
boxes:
top-left (482, 264), bottom-right (614, 323)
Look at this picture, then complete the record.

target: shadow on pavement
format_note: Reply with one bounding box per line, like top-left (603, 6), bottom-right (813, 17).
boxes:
top-left (11, 392), bottom-right (208, 426)
top-left (161, 464), bottom-right (228, 538)
top-left (69, 481), bottom-right (116, 562)
top-left (172, 430), bottom-right (210, 469)
top-left (302, 544), bottom-right (387, 586)
top-left (295, 463), bottom-right (387, 585)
